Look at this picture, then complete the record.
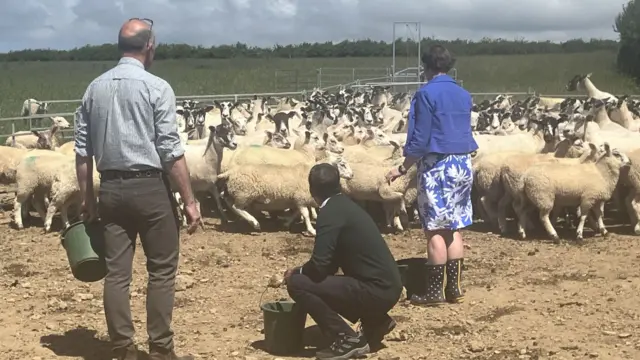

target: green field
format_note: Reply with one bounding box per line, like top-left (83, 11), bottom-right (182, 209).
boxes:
top-left (0, 51), bottom-right (637, 140)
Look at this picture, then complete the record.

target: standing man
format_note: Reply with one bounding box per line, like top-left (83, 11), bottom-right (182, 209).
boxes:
top-left (284, 164), bottom-right (403, 360)
top-left (75, 18), bottom-right (200, 360)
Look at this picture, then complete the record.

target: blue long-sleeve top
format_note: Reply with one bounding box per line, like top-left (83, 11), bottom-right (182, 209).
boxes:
top-left (403, 74), bottom-right (479, 158)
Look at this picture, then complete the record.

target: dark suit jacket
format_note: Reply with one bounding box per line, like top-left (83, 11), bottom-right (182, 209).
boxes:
top-left (301, 194), bottom-right (403, 299)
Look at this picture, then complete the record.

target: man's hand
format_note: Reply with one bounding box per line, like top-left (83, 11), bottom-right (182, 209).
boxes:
top-left (283, 267), bottom-right (300, 284)
top-left (184, 201), bottom-right (202, 234)
top-left (80, 196), bottom-right (98, 223)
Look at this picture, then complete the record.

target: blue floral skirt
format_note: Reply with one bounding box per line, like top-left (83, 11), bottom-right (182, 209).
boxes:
top-left (417, 154), bottom-right (474, 230)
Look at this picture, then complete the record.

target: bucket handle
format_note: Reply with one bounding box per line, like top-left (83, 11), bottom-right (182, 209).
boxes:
top-left (259, 285), bottom-right (288, 311)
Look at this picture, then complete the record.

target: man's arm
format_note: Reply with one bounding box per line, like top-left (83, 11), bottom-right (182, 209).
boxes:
top-left (402, 91), bottom-right (433, 169)
top-left (75, 92), bottom-right (94, 202)
top-left (154, 84), bottom-right (195, 205)
top-left (300, 213), bottom-right (342, 282)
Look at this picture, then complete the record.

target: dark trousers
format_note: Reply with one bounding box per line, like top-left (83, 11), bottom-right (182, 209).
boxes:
top-left (287, 274), bottom-right (398, 339)
top-left (98, 174), bottom-right (180, 351)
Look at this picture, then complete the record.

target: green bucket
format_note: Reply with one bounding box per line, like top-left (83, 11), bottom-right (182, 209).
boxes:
top-left (260, 300), bottom-right (307, 355)
top-left (61, 221), bottom-right (107, 283)
top-left (397, 264), bottom-right (409, 286)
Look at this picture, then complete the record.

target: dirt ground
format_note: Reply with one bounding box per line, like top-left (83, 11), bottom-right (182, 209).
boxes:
top-left (0, 190), bottom-right (639, 360)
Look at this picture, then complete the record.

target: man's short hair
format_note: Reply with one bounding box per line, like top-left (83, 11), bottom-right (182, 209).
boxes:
top-left (421, 45), bottom-right (456, 74)
top-left (308, 163), bottom-right (341, 200)
top-left (118, 29), bottom-right (153, 52)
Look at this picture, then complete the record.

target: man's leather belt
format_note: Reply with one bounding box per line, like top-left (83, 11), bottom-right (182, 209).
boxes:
top-left (99, 170), bottom-right (163, 180)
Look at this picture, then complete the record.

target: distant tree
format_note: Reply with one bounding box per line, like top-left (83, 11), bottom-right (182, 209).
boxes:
top-left (614, 0), bottom-right (640, 81)
top-left (0, 38), bottom-right (620, 62)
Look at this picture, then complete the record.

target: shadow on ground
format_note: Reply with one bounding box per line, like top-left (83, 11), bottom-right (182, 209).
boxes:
top-left (40, 327), bottom-right (151, 360)
top-left (250, 324), bottom-right (327, 358)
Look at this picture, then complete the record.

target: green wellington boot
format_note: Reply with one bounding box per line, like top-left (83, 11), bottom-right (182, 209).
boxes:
top-left (445, 258), bottom-right (465, 303)
top-left (410, 263), bottom-right (446, 306)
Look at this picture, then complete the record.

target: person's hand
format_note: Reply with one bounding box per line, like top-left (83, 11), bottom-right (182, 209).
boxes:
top-left (283, 267), bottom-right (299, 284)
top-left (184, 201), bottom-right (202, 234)
top-left (80, 196), bottom-right (98, 223)
top-left (385, 167), bottom-right (403, 184)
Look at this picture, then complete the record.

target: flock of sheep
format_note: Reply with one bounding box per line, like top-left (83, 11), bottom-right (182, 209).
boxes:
top-left (2, 73), bottom-right (640, 244)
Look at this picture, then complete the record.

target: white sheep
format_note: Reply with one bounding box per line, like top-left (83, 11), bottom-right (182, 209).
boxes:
top-left (21, 99), bottom-right (48, 117)
top-left (172, 123), bottom-right (238, 226)
top-left (621, 148), bottom-right (640, 234)
top-left (5, 116), bottom-right (70, 149)
top-left (42, 157), bottom-right (100, 232)
top-left (497, 139), bottom-right (597, 237)
top-left (565, 73), bottom-right (617, 103)
top-left (340, 160), bottom-right (416, 232)
top-left (0, 146), bottom-right (31, 184)
top-left (608, 96), bottom-right (640, 132)
top-left (217, 152), bottom-right (353, 235)
top-left (12, 150), bottom-right (70, 230)
top-left (522, 143), bottom-right (628, 242)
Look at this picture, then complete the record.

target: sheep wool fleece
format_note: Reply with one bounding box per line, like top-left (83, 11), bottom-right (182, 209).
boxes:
top-left (417, 153), bottom-right (474, 230)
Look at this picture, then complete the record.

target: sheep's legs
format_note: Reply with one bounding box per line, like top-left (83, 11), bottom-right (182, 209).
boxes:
top-left (382, 203), bottom-right (398, 231)
top-left (539, 208), bottom-right (560, 243)
top-left (593, 202), bottom-right (608, 237)
top-left (209, 184), bottom-right (229, 224)
top-left (514, 197), bottom-right (529, 239)
top-left (309, 207), bottom-right (317, 221)
top-left (228, 204), bottom-right (261, 231)
top-left (574, 205), bottom-right (590, 242)
top-left (32, 197), bottom-right (47, 224)
top-left (399, 200), bottom-right (410, 228)
top-left (13, 196), bottom-right (24, 229)
top-left (283, 209), bottom-right (300, 228)
top-left (480, 195), bottom-right (498, 228)
top-left (60, 204), bottom-right (70, 229)
top-left (298, 206), bottom-right (315, 236)
top-left (626, 189), bottom-right (640, 235)
top-left (632, 197), bottom-right (640, 235)
top-left (497, 192), bottom-right (511, 235)
top-left (44, 202), bottom-right (58, 233)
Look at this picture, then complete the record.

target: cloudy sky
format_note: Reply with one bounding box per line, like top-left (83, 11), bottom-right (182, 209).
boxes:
top-left (0, 0), bottom-right (629, 52)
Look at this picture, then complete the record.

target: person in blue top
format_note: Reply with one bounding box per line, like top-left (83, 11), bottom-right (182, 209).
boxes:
top-left (386, 45), bottom-right (478, 306)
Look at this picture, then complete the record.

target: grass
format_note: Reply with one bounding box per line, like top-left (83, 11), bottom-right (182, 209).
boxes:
top-left (0, 51), bottom-right (637, 141)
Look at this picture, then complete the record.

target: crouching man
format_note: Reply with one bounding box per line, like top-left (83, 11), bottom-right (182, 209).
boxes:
top-left (284, 163), bottom-right (403, 360)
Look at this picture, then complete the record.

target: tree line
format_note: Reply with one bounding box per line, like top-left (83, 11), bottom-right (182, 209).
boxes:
top-left (615, 0), bottom-right (640, 82)
top-left (0, 38), bottom-right (619, 62)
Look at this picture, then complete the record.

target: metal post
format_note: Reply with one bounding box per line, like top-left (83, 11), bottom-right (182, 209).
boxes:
top-left (295, 70), bottom-right (299, 91)
top-left (352, 68), bottom-right (356, 82)
top-left (392, 24), bottom-right (396, 82)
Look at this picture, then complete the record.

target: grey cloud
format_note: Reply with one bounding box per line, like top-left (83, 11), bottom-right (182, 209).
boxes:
top-left (0, 0), bottom-right (628, 52)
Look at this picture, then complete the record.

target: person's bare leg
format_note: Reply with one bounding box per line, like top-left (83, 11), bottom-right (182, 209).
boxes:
top-left (444, 230), bottom-right (465, 303)
top-left (426, 230), bottom-right (448, 265)
top-left (447, 231), bottom-right (464, 259)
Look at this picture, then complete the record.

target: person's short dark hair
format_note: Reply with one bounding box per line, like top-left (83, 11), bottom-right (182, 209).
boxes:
top-left (308, 163), bottom-right (341, 200)
top-left (421, 45), bottom-right (456, 74)
top-left (118, 29), bottom-right (152, 52)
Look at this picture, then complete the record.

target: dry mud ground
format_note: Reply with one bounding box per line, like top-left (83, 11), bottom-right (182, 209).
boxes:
top-left (0, 191), bottom-right (639, 360)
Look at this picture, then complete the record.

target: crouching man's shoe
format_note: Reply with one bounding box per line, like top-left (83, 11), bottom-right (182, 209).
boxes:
top-left (315, 332), bottom-right (370, 359)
